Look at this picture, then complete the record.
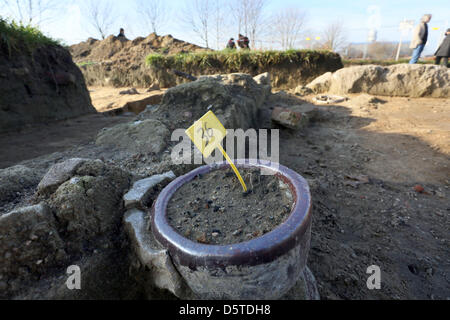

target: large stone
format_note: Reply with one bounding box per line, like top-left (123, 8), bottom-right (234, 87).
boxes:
top-left (47, 160), bottom-right (131, 255)
top-left (2, 159), bottom-right (138, 299)
top-left (96, 119), bottom-right (169, 154)
top-left (123, 171), bottom-right (176, 209)
top-left (306, 64), bottom-right (450, 97)
top-left (0, 165), bottom-right (41, 203)
top-left (37, 158), bottom-right (87, 196)
top-left (144, 73), bottom-right (271, 131)
top-left (0, 203), bottom-right (67, 298)
top-left (306, 72), bottom-right (333, 94)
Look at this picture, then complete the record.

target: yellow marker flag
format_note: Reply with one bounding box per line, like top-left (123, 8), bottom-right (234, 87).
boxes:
top-left (185, 111), bottom-right (247, 191)
top-left (306, 37), bottom-right (311, 41)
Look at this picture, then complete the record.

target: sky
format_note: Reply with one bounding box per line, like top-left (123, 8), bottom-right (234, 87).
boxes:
top-left (1, 0), bottom-right (449, 55)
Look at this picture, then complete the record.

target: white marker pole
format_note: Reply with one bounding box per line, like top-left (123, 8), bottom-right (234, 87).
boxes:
top-left (395, 36), bottom-right (402, 61)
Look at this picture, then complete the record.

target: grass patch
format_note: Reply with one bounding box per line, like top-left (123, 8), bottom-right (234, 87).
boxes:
top-left (343, 58), bottom-right (431, 66)
top-left (0, 17), bottom-right (60, 57)
top-left (146, 49), bottom-right (341, 71)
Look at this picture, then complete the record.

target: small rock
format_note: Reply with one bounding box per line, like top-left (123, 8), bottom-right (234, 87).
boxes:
top-left (37, 158), bottom-right (87, 195)
top-left (196, 233), bottom-right (208, 244)
top-left (271, 107), bottom-right (305, 130)
top-left (119, 88), bottom-right (139, 95)
top-left (312, 94), bottom-right (347, 105)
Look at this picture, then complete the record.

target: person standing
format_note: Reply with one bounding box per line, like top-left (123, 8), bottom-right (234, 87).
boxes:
top-left (434, 28), bottom-right (450, 67)
top-left (237, 34), bottom-right (250, 50)
top-left (409, 14), bottom-right (432, 64)
top-left (117, 28), bottom-right (125, 38)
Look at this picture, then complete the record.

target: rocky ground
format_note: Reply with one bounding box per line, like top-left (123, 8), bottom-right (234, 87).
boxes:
top-left (0, 71), bottom-right (448, 299)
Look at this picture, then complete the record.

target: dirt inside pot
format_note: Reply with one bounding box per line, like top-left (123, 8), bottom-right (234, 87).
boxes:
top-left (166, 167), bottom-right (294, 245)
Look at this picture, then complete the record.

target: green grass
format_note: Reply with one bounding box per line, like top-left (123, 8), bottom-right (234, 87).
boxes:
top-left (342, 58), bottom-right (431, 66)
top-left (146, 49), bottom-right (341, 71)
top-left (0, 17), bottom-right (60, 57)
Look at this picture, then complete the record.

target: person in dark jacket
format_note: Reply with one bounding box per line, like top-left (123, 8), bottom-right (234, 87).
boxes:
top-left (237, 34), bottom-right (250, 50)
top-left (434, 28), bottom-right (450, 67)
top-left (226, 38), bottom-right (236, 49)
top-left (117, 28), bottom-right (125, 38)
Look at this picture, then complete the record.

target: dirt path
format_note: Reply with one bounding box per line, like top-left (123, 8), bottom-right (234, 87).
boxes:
top-left (0, 113), bottom-right (133, 169)
top-left (88, 86), bottom-right (165, 113)
top-left (0, 86), bottom-right (164, 169)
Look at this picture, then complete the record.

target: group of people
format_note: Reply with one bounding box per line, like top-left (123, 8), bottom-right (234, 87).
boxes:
top-left (226, 34), bottom-right (250, 50)
top-left (409, 14), bottom-right (449, 67)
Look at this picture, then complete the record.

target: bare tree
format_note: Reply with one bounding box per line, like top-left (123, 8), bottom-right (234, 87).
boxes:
top-left (84, 0), bottom-right (117, 40)
top-left (270, 8), bottom-right (307, 50)
top-left (230, 0), bottom-right (267, 48)
top-left (212, 0), bottom-right (226, 49)
top-left (321, 20), bottom-right (346, 51)
top-left (136, 0), bottom-right (167, 35)
top-left (1, 0), bottom-right (63, 26)
top-left (181, 0), bottom-right (212, 48)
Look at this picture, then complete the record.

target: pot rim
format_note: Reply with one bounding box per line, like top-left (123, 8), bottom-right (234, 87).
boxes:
top-left (151, 159), bottom-right (311, 268)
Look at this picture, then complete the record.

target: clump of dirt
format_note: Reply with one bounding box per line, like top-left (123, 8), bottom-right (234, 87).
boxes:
top-left (166, 167), bottom-right (293, 245)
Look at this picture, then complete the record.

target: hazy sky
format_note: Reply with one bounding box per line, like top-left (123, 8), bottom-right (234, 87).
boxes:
top-left (2, 0), bottom-right (449, 55)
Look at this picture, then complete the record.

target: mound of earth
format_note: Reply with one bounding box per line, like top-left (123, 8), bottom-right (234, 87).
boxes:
top-left (305, 64), bottom-right (450, 98)
top-left (71, 33), bottom-right (206, 65)
top-left (0, 43), bottom-right (95, 133)
top-left (70, 33), bottom-right (208, 88)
